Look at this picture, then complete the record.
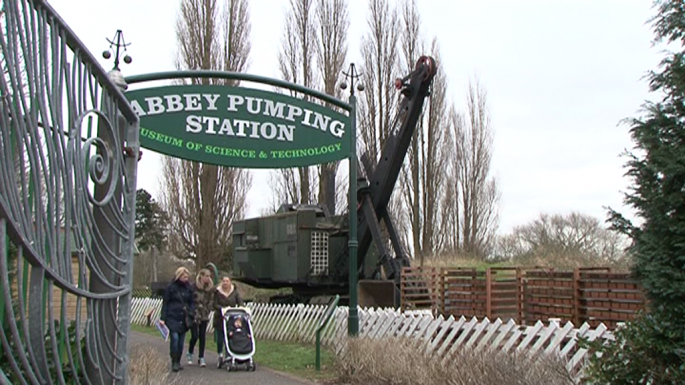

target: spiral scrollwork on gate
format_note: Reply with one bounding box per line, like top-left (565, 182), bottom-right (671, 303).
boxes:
top-left (74, 110), bottom-right (121, 208)
top-left (0, 1), bottom-right (140, 384)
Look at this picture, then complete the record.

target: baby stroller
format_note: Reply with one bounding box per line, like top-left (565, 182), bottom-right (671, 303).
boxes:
top-left (217, 307), bottom-right (256, 372)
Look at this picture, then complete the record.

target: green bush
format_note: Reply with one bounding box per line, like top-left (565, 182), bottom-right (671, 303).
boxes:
top-left (132, 287), bottom-right (153, 298)
top-left (582, 306), bottom-right (685, 385)
top-left (0, 320), bottom-right (86, 383)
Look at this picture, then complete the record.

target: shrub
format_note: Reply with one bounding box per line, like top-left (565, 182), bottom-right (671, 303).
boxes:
top-left (128, 345), bottom-right (172, 385)
top-left (132, 287), bottom-right (153, 298)
top-left (0, 320), bottom-right (85, 383)
top-left (335, 337), bottom-right (574, 385)
top-left (582, 306), bottom-right (685, 385)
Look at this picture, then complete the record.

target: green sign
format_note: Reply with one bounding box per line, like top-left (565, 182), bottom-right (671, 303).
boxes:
top-left (125, 85), bottom-right (350, 168)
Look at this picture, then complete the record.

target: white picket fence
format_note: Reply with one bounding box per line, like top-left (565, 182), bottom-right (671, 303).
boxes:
top-left (130, 297), bottom-right (612, 382)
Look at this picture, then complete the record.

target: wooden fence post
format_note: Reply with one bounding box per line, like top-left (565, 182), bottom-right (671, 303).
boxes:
top-left (517, 268), bottom-right (524, 325)
top-left (486, 268), bottom-right (492, 319)
top-left (573, 267), bottom-right (581, 326)
top-left (433, 267), bottom-right (440, 315)
top-left (440, 268), bottom-right (446, 316)
top-left (400, 267), bottom-right (405, 312)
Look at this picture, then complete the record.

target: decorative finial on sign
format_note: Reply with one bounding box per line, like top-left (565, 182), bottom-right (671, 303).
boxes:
top-left (340, 63), bottom-right (364, 96)
top-left (102, 30), bottom-right (132, 71)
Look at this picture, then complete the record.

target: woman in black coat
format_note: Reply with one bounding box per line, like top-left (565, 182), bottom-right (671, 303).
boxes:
top-left (160, 267), bottom-right (195, 372)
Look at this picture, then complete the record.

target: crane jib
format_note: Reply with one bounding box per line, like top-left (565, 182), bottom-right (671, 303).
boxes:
top-left (357, 56), bottom-right (438, 281)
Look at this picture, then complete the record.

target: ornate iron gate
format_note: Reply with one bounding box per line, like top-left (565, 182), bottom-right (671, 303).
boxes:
top-left (0, 0), bottom-right (139, 383)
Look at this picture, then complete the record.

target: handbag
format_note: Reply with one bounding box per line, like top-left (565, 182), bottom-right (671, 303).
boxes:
top-left (184, 312), bottom-right (194, 329)
top-left (175, 290), bottom-right (194, 329)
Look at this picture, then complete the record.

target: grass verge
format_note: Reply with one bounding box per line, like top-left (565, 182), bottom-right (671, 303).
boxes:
top-left (130, 324), bottom-right (337, 383)
top-left (255, 339), bottom-right (336, 382)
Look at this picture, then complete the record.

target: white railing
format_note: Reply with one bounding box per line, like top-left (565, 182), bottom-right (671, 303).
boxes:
top-left (130, 297), bottom-right (611, 382)
top-left (130, 297), bottom-right (163, 324)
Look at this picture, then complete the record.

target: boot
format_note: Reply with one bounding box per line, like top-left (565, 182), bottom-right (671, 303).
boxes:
top-left (176, 353), bottom-right (184, 371)
top-left (171, 356), bottom-right (180, 373)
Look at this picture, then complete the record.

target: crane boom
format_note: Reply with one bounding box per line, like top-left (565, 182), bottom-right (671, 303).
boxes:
top-left (356, 56), bottom-right (437, 282)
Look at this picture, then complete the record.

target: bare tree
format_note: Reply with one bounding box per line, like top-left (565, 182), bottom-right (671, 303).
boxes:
top-left (398, 0), bottom-right (424, 261)
top-left (493, 212), bottom-right (629, 268)
top-left (162, 0), bottom-right (252, 270)
top-left (445, 80), bottom-right (500, 257)
top-left (358, 0), bottom-right (400, 162)
top-left (176, 0), bottom-right (251, 79)
top-left (420, 43), bottom-right (452, 257)
top-left (315, 0), bottom-right (349, 214)
top-left (221, 0), bottom-right (251, 75)
top-left (440, 132), bottom-right (461, 253)
top-left (274, 0), bottom-right (318, 206)
top-left (270, 0), bottom-right (349, 213)
top-left (352, 0), bottom-right (408, 261)
top-left (396, 0), bottom-right (451, 262)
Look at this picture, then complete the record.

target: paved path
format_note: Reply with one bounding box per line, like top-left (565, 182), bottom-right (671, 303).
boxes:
top-left (130, 331), bottom-right (317, 385)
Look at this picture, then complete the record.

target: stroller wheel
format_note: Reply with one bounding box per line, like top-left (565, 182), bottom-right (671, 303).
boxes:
top-left (251, 363), bottom-right (257, 371)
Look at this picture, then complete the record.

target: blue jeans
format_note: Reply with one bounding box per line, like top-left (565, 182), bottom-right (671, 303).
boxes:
top-left (169, 331), bottom-right (186, 358)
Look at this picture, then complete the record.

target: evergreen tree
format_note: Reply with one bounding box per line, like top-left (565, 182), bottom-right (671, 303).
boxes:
top-left (135, 189), bottom-right (168, 253)
top-left (135, 189), bottom-right (168, 282)
top-left (609, 0), bottom-right (685, 319)
top-left (587, 1), bottom-right (685, 382)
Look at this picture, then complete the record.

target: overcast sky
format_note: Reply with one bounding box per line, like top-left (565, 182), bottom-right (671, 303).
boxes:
top-left (48, 0), bottom-right (660, 234)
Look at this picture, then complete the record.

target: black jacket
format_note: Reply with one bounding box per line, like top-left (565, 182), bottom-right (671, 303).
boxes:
top-left (161, 279), bottom-right (195, 333)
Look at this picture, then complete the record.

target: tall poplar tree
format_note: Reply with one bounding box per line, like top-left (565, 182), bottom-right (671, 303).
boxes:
top-left (162, 0), bottom-right (252, 270)
top-left (315, 0), bottom-right (349, 214)
top-left (443, 81), bottom-right (500, 257)
top-left (273, 0), bottom-right (349, 212)
top-left (358, 0), bottom-right (399, 162)
top-left (397, 0), bottom-right (450, 261)
top-left (276, 0), bottom-right (317, 205)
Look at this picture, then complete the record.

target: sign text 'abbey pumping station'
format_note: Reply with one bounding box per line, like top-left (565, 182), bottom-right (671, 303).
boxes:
top-left (126, 85), bottom-right (351, 168)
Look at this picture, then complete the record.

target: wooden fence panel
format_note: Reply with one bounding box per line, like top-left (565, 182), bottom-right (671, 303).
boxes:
top-left (405, 267), bottom-right (646, 328)
top-left (524, 270), bottom-right (575, 324)
top-left (400, 266), bottom-right (440, 312)
top-left (579, 271), bottom-right (646, 329)
top-left (490, 268), bottom-right (523, 322)
top-left (441, 268), bottom-right (487, 318)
